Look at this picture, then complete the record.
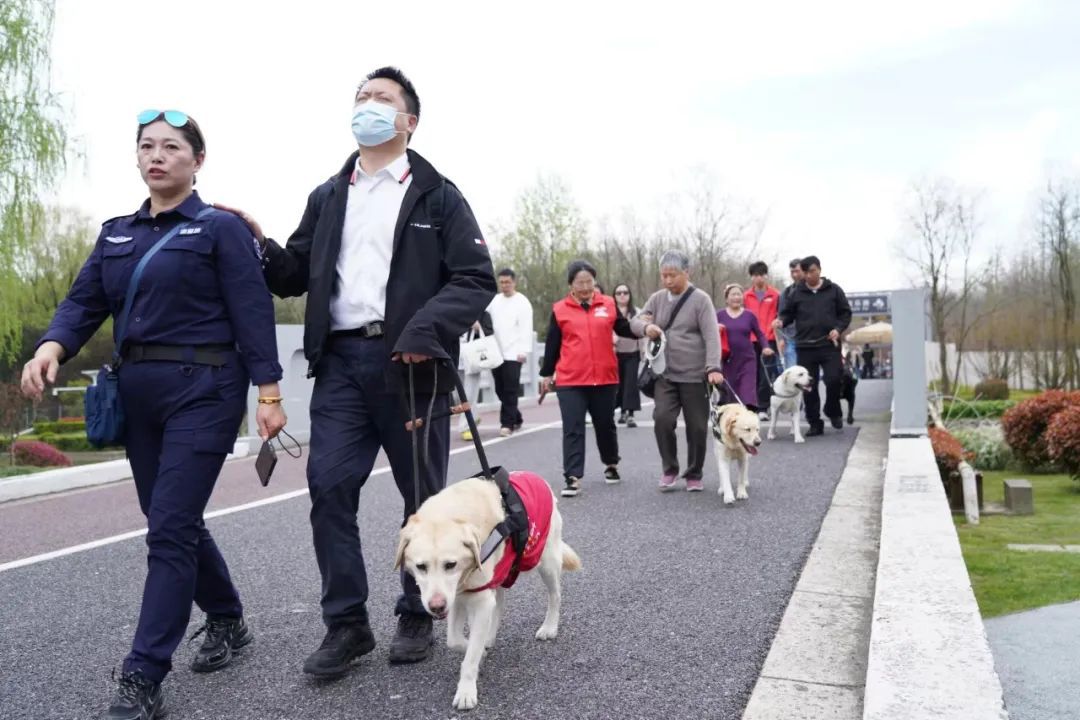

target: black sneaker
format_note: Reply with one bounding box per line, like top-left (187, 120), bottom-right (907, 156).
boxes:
top-left (106, 670), bottom-right (164, 720)
top-left (617, 413), bottom-right (627, 425)
top-left (561, 475), bottom-right (582, 497)
top-left (830, 416), bottom-right (844, 429)
top-left (603, 466), bottom-right (621, 484)
top-left (388, 613), bottom-right (434, 664)
top-left (189, 615), bottom-right (253, 673)
top-left (626, 415), bottom-right (637, 428)
top-left (303, 623), bottom-right (376, 677)
top-left (806, 424), bottom-right (825, 437)
top-left (847, 414), bottom-right (855, 425)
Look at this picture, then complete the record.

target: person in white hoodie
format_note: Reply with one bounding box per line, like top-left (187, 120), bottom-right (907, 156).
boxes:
top-left (487, 268), bottom-right (534, 435)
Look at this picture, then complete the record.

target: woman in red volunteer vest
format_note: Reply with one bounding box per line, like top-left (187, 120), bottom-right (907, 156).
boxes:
top-left (540, 260), bottom-right (655, 498)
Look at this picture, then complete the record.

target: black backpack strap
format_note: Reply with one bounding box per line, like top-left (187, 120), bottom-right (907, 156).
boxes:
top-left (427, 182), bottom-right (447, 231)
top-left (663, 285), bottom-right (696, 331)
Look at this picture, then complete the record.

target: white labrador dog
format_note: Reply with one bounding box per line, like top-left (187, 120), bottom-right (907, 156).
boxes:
top-left (709, 399), bottom-right (763, 505)
top-left (395, 473), bottom-right (581, 711)
top-left (768, 365), bottom-right (812, 443)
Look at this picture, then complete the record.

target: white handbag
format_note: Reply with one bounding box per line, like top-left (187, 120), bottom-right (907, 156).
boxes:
top-left (461, 327), bottom-right (504, 374)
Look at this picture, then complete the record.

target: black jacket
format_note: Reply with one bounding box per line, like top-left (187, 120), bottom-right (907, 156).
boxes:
top-left (262, 149), bottom-right (496, 392)
top-left (778, 278), bottom-right (852, 349)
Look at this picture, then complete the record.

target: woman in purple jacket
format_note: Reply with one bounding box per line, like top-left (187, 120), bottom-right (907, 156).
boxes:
top-left (716, 284), bottom-right (773, 412)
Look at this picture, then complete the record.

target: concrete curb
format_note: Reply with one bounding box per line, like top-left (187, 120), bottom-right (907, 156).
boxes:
top-left (743, 420), bottom-right (887, 719)
top-left (862, 437), bottom-right (1009, 719)
top-left (0, 439), bottom-right (254, 505)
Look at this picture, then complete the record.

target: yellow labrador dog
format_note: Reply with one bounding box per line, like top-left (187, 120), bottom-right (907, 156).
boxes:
top-left (395, 473), bottom-right (581, 711)
top-left (710, 400), bottom-right (763, 505)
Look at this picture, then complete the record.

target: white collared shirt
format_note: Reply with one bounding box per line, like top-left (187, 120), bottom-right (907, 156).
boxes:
top-left (330, 153), bottom-right (413, 330)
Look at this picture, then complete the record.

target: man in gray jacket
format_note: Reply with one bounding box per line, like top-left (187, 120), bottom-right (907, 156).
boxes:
top-left (633, 251), bottom-right (724, 492)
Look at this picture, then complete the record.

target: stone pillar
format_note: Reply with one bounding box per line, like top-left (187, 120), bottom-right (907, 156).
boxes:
top-left (891, 288), bottom-right (928, 437)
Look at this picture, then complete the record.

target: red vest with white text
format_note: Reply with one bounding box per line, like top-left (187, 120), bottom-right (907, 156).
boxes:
top-left (552, 291), bottom-right (620, 387)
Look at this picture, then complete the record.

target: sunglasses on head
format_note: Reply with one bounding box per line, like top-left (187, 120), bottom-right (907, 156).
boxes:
top-left (137, 109), bottom-right (189, 127)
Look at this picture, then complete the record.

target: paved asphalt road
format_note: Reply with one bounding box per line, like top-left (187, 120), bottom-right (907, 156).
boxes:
top-left (0, 380), bottom-right (892, 720)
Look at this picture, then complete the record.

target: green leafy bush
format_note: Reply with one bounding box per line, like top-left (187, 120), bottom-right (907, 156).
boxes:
top-left (32, 419), bottom-right (87, 435)
top-left (941, 399), bottom-right (1016, 420)
top-left (952, 424), bottom-right (1013, 471)
top-left (973, 378), bottom-right (1009, 400)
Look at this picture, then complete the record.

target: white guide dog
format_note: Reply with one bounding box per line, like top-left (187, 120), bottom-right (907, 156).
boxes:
top-left (709, 396), bottom-right (763, 505)
top-left (768, 365), bottom-right (812, 443)
top-left (395, 475), bottom-right (581, 711)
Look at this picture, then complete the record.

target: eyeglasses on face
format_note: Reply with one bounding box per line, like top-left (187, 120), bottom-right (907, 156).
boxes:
top-left (614, 290), bottom-right (630, 295)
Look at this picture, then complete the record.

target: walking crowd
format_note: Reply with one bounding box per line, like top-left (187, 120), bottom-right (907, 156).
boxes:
top-left (16, 64), bottom-right (868, 719)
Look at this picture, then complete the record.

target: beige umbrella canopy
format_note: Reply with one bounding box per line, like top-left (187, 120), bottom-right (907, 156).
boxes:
top-left (846, 321), bottom-right (893, 345)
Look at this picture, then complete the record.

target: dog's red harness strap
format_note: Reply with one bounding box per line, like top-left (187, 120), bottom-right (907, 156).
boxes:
top-left (468, 471), bottom-right (553, 592)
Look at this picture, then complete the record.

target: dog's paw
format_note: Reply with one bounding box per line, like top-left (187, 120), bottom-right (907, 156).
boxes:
top-left (767, 432), bottom-right (776, 440)
top-left (794, 436), bottom-right (805, 444)
top-left (453, 683), bottom-right (479, 710)
top-left (447, 635), bottom-right (468, 652)
top-left (736, 489), bottom-right (749, 501)
top-left (535, 624), bottom-right (559, 641)
top-left (722, 495), bottom-right (735, 505)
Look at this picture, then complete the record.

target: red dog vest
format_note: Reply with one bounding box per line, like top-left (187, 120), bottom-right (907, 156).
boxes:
top-left (469, 471), bottom-right (553, 592)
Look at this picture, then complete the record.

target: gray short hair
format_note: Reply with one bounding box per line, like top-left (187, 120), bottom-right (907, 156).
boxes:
top-left (659, 250), bottom-right (690, 273)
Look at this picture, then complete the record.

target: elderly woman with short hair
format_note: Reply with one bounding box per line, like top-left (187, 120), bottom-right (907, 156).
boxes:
top-left (632, 251), bottom-right (724, 493)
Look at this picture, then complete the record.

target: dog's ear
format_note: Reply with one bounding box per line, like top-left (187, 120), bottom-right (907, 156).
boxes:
top-left (724, 410), bottom-right (738, 438)
top-left (459, 521), bottom-right (483, 570)
top-left (394, 515), bottom-right (419, 570)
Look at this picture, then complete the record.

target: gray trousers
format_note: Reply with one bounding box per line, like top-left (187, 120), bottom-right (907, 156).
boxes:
top-left (652, 377), bottom-right (710, 479)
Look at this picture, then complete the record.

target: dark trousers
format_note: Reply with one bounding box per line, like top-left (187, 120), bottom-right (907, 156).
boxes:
top-left (307, 335), bottom-right (449, 626)
top-left (556, 384), bottom-right (619, 479)
top-left (653, 378), bottom-right (710, 479)
top-left (797, 345), bottom-right (843, 426)
top-left (615, 351), bottom-right (642, 413)
top-left (119, 359), bottom-right (247, 683)
top-left (492, 360), bottom-right (523, 429)
top-left (756, 340), bottom-right (780, 408)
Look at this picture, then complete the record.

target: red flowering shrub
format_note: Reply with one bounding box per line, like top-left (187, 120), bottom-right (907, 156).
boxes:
top-left (1001, 390), bottom-right (1080, 469)
top-left (928, 426), bottom-right (971, 479)
top-left (12, 440), bottom-right (72, 468)
top-left (1046, 405), bottom-right (1080, 482)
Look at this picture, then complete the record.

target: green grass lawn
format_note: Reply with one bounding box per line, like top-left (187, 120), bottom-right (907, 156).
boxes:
top-left (0, 465), bottom-right (47, 479)
top-left (949, 385), bottom-right (1041, 401)
top-left (956, 470), bottom-right (1080, 617)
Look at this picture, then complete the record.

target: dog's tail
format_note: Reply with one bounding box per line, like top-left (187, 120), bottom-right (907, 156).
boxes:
top-left (561, 542), bottom-right (582, 572)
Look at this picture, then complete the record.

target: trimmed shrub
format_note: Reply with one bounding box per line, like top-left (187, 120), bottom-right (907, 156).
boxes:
top-left (973, 378), bottom-right (1009, 400)
top-left (1046, 405), bottom-right (1080, 482)
top-left (32, 419), bottom-right (87, 435)
top-left (1001, 390), bottom-right (1080, 470)
top-left (941, 399), bottom-right (1016, 420)
top-left (952, 424), bottom-right (1012, 471)
top-left (12, 440), bottom-right (72, 468)
top-left (929, 427), bottom-right (972, 480)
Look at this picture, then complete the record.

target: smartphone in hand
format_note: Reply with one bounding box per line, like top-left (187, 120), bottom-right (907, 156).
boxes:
top-left (255, 439), bottom-right (277, 487)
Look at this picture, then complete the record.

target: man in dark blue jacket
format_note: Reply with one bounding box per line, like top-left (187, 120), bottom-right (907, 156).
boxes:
top-left (223, 67), bottom-right (495, 673)
top-left (777, 255), bottom-right (851, 436)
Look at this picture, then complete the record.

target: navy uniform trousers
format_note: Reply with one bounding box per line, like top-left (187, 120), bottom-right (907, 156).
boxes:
top-left (119, 356), bottom-right (248, 683)
top-left (308, 334), bottom-right (449, 627)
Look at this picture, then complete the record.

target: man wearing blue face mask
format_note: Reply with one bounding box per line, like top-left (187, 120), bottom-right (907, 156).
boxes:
top-left (217, 66), bottom-right (496, 674)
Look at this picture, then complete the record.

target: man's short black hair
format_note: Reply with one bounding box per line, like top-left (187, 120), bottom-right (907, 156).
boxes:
top-left (799, 255), bottom-right (821, 272)
top-left (362, 66), bottom-right (421, 118)
top-left (567, 259), bottom-right (597, 285)
top-left (748, 261), bottom-right (769, 276)
top-left (788, 257), bottom-right (802, 269)
top-left (497, 268), bottom-right (516, 280)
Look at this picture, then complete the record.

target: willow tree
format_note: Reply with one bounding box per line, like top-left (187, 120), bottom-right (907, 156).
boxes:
top-left (0, 0), bottom-right (67, 364)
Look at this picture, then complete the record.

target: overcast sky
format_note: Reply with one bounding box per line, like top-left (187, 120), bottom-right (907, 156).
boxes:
top-left (47, 0), bottom-right (1080, 292)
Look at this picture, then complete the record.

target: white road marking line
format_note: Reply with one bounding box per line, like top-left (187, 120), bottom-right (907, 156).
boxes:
top-left (0, 421), bottom-right (562, 573)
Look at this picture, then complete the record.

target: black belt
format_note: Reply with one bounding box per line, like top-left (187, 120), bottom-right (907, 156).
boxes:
top-left (330, 321), bottom-right (384, 339)
top-left (123, 343), bottom-right (235, 367)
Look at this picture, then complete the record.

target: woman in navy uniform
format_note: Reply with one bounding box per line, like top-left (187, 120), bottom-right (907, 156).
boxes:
top-left (21, 110), bottom-right (286, 720)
